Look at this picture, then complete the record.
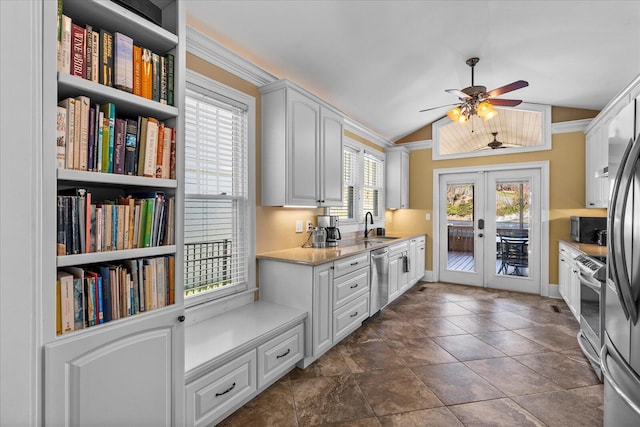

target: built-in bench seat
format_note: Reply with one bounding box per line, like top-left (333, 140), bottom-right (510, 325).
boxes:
top-left (184, 301), bottom-right (307, 427)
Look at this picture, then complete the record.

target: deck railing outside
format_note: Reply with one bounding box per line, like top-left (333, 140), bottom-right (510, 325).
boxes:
top-left (184, 239), bottom-right (232, 295)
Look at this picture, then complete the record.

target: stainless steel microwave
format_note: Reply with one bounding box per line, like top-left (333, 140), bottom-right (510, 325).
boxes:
top-left (570, 216), bottom-right (607, 244)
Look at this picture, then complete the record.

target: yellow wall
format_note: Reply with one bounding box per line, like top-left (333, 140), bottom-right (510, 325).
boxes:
top-left (385, 130), bottom-right (607, 285)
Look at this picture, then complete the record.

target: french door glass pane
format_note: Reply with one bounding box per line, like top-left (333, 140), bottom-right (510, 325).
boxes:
top-left (495, 180), bottom-right (530, 277)
top-left (446, 184), bottom-right (475, 272)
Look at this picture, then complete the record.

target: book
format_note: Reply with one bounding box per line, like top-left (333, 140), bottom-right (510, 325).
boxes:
top-left (162, 125), bottom-right (172, 179)
top-left (133, 201), bottom-right (142, 249)
top-left (56, 196), bottom-right (66, 255)
top-left (57, 271), bottom-right (75, 334)
top-left (156, 257), bottom-right (166, 307)
top-left (99, 103), bottom-right (116, 173)
top-left (99, 29), bottom-right (113, 87)
top-left (151, 52), bottom-right (160, 102)
top-left (114, 32), bottom-right (134, 93)
top-left (56, 278), bottom-right (62, 335)
top-left (95, 205), bottom-right (103, 252)
top-left (58, 15), bottom-right (72, 74)
top-left (133, 45), bottom-right (142, 97)
top-left (72, 275), bottom-right (85, 331)
top-left (159, 56), bottom-right (167, 105)
top-left (75, 96), bottom-right (90, 171)
top-left (71, 23), bottom-right (85, 78)
top-left (69, 195), bottom-right (80, 254)
top-left (56, 0), bottom-right (63, 73)
top-left (165, 54), bottom-right (174, 106)
top-left (136, 116), bottom-right (148, 176)
top-left (113, 118), bottom-right (126, 174)
top-left (117, 205), bottom-right (125, 250)
top-left (56, 106), bottom-right (66, 169)
top-left (64, 267), bottom-right (88, 326)
top-left (98, 266), bottom-right (113, 323)
top-left (84, 24), bottom-right (93, 81)
top-left (85, 191), bottom-right (92, 253)
top-left (96, 108), bottom-right (104, 172)
top-left (155, 122), bottom-right (164, 178)
top-left (143, 118), bottom-right (158, 177)
top-left (87, 107), bottom-right (96, 171)
top-left (90, 30), bottom-right (99, 83)
top-left (141, 48), bottom-right (153, 100)
top-left (58, 98), bottom-right (75, 170)
top-left (124, 118), bottom-right (138, 175)
top-left (167, 255), bottom-right (175, 305)
top-left (89, 203), bottom-right (96, 253)
top-left (169, 126), bottom-right (176, 179)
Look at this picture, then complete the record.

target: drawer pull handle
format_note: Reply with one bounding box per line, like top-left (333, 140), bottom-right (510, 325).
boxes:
top-left (350, 261), bottom-right (359, 266)
top-left (350, 311), bottom-right (358, 318)
top-left (215, 382), bottom-right (236, 397)
top-left (350, 283), bottom-right (359, 289)
top-left (276, 348), bottom-right (291, 359)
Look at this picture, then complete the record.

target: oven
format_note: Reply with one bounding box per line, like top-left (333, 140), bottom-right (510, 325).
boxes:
top-left (575, 254), bottom-right (605, 381)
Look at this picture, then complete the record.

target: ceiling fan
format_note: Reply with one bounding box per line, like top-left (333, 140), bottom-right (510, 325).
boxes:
top-left (420, 57), bottom-right (529, 124)
top-left (477, 132), bottom-right (522, 151)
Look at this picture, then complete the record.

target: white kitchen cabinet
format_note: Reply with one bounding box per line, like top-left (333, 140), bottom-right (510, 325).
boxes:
top-left (388, 241), bottom-right (409, 303)
top-left (386, 147), bottom-right (409, 209)
top-left (260, 79), bottom-right (344, 207)
top-left (558, 242), bottom-right (581, 321)
top-left (416, 238), bottom-right (426, 283)
top-left (313, 263), bottom-right (334, 357)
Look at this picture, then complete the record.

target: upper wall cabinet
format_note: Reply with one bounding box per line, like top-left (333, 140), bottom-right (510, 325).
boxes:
top-left (260, 80), bottom-right (344, 207)
top-left (385, 148), bottom-right (409, 209)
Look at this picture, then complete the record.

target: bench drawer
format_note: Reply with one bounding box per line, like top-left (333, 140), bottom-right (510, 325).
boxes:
top-left (257, 323), bottom-right (304, 388)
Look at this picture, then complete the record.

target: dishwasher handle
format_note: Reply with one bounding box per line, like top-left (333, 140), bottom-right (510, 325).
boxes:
top-left (371, 249), bottom-right (389, 259)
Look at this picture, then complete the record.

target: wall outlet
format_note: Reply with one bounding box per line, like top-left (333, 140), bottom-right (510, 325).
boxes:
top-left (306, 220), bottom-right (313, 232)
top-left (425, 213), bottom-right (431, 220)
top-left (295, 220), bottom-right (303, 233)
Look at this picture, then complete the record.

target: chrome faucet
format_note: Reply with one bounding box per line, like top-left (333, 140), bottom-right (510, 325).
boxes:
top-left (364, 211), bottom-right (374, 238)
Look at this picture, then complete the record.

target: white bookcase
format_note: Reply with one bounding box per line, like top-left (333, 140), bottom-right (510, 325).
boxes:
top-left (42, 0), bottom-right (185, 424)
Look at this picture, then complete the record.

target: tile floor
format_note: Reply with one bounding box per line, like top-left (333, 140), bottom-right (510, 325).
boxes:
top-left (218, 282), bottom-right (603, 426)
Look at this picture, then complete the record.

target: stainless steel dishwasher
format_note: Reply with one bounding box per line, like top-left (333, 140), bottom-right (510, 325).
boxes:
top-left (370, 247), bottom-right (389, 315)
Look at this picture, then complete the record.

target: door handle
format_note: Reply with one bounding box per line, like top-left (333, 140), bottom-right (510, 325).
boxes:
top-left (478, 233), bottom-right (483, 238)
top-left (478, 219), bottom-right (485, 230)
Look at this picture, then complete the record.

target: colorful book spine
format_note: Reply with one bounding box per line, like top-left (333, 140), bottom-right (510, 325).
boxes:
top-left (99, 29), bottom-right (113, 87)
top-left (71, 23), bottom-right (86, 79)
top-left (75, 96), bottom-right (90, 171)
top-left (90, 30), bottom-right (99, 83)
top-left (159, 56), bottom-right (167, 105)
top-left (87, 107), bottom-right (96, 171)
top-left (113, 118), bottom-right (126, 174)
top-left (143, 118), bottom-right (158, 177)
top-left (151, 52), bottom-right (160, 102)
top-left (99, 103), bottom-right (116, 173)
top-left (133, 45), bottom-right (142, 97)
top-left (165, 54), bottom-right (174, 106)
top-left (84, 24), bottom-right (93, 81)
top-left (124, 118), bottom-right (138, 175)
top-left (114, 32), bottom-right (134, 93)
top-left (141, 48), bottom-right (153, 100)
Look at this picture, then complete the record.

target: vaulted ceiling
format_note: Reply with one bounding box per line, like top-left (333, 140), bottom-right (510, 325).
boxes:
top-left (185, 1), bottom-right (640, 143)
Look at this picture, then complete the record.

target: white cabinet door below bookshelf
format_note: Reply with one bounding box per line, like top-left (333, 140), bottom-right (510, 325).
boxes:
top-left (45, 307), bottom-right (184, 426)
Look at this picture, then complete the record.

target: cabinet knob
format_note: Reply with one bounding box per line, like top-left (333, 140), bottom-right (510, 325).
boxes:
top-left (178, 315), bottom-right (186, 322)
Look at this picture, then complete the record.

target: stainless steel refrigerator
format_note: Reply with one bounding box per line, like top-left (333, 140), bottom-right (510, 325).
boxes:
top-left (604, 97), bottom-right (640, 425)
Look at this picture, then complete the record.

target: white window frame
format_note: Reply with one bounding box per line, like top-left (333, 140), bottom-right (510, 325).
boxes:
top-left (329, 137), bottom-right (385, 230)
top-left (184, 69), bottom-right (256, 309)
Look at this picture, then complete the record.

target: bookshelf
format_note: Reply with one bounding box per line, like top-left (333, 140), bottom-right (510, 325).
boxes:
top-left (43, 0), bottom-right (185, 424)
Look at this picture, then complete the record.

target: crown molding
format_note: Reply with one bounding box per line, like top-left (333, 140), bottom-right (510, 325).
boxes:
top-left (393, 139), bottom-right (433, 151)
top-left (551, 118), bottom-right (592, 134)
top-left (344, 117), bottom-right (394, 148)
top-left (186, 25), bottom-right (277, 87)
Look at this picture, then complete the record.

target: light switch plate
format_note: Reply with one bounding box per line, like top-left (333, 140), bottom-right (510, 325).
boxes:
top-left (295, 220), bottom-right (303, 233)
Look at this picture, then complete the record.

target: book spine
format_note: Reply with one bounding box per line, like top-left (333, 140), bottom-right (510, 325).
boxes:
top-left (137, 258), bottom-right (145, 312)
top-left (133, 45), bottom-right (142, 97)
top-left (151, 52), bottom-right (160, 102)
top-left (168, 255), bottom-right (175, 305)
top-left (114, 32), bottom-right (134, 93)
top-left (84, 24), bottom-right (93, 81)
top-left (99, 29), bottom-right (113, 86)
top-left (87, 107), bottom-right (95, 171)
top-left (162, 126), bottom-right (171, 179)
top-left (96, 274), bottom-right (104, 324)
top-left (99, 267), bottom-right (112, 323)
top-left (155, 122), bottom-right (164, 178)
top-left (113, 118), bottom-right (126, 174)
top-left (91, 31), bottom-right (99, 83)
top-left (73, 276), bottom-right (85, 330)
top-left (76, 96), bottom-right (90, 171)
top-left (59, 274), bottom-right (75, 333)
top-left (159, 56), bottom-right (167, 105)
top-left (70, 196), bottom-right (80, 254)
top-left (56, 106), bottom-right (66, 169)
top-left (144, 199), bottom-right (154, 248)
top-left (136, 116), bottom-right (148, 176)
top-left (96, 109), bottom-right (104, 172)
top-left (112, 204), bottom-right (118, 251)
top-left (89, 204), bottom-right (96, 253)
top-left (141, 48), bottom-right (152, 100)
top-left (166, 54), bottom-right (174, 106)
top-left (59, 15), bottom-right (72, 74)
top-left (169, 127), bottom-right (176, 180)
top-left (58, 98), bottom-right (75, 170)
top-left (124, 118), bottom-right (138, 175)
top-left (143, 118), bottom-right (158, 177)
top-left (57, 196), bottom-right (66, 256)
top-left (71, 23), bottom-right (85, 79)
top-left (56, 279), bottom-right (62, 335)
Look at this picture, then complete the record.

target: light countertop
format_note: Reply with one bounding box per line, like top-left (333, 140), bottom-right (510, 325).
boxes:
top-left (257, 233), bottom-right (426, 266)
top-left (559, 240), bottom-right (607, 258)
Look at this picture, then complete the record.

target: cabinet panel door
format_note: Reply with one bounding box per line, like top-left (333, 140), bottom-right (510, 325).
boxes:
top-left (320, 107), bottom-right (343, 206)
top-left (388, 256), bottom-right (400, 302)
top-left (417, 244), bottom-right (425, 282)
top-left (287, 89), bottom-right (320, 205)
top-left (313, 263), bottom-right (333, 356)
top-left (400, 151), bottom-right (409, 208)
top-left (45, 309), bottom-right (184, 426)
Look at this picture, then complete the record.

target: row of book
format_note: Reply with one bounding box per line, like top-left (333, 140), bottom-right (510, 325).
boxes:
top-left (57, 97), bottom-right (176, 178)
top-left (57, 189), bottom-right (175, 256)
top-left (57, 10), bottom-right (175, 106)
top-left (56, 256), bottom-right (175, 335)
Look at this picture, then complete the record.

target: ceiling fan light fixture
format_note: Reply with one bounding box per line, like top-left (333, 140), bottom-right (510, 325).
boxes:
top-left (447, 106), bottom-right (461, 121)
top-left (483, 108), bottom-right (497, 120)
top-left (477, 101), bottom-right (494, 118)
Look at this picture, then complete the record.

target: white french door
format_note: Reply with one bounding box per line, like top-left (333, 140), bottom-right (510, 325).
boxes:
top-left (438, 167), bottom-right (542, 294)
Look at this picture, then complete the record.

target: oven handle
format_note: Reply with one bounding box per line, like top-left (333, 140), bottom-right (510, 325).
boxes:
top-left (578, 272), bottom-right (602, 292)
top-left (576, 331), bottom-right (601, 367)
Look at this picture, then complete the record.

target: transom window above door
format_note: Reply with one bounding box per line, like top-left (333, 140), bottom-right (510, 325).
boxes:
top-left (432, 103), bottom-right (551, 160)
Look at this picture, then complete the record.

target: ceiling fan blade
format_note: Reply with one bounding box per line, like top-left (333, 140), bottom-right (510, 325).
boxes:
top-left (486, 80), bottom-right (529, 97)
top-left (445, 88), bottom-right (471, 99)
top-left (488, 98), bottom-right (523, 107)
top-left (419, 103), bottom-right (459, 113)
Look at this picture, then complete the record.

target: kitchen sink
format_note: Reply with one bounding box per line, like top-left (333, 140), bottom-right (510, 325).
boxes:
top-left (364, 236), bottom-right (400, 244)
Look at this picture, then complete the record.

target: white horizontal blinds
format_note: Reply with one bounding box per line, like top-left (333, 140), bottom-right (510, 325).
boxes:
top-left (329, 146), bottom-right (357, 219)
top-left (184, 86), bottom-right (249, 298)
top-left (363, 153), bottom-right (383, 218)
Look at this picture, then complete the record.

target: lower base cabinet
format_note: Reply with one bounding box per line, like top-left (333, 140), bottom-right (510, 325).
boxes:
top-left (558, 241), bottom-right (582, 321)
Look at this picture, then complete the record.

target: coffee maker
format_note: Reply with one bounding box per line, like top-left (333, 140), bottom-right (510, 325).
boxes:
top-left (317, 215), bottom-right (341, 247)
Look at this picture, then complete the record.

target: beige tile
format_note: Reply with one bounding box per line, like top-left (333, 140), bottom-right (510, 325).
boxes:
top-left (448, 398), bottom-right (545, 427)
top-left (378, 407), bottom-right (464, 427)
top-left (218, 381), bottom-right (297, 427)
top-left (432, 334), bottom-right (506, 361)
top-left (412, 362), bottom-right (504, 405)
top-left (514, 351), bottom-right (601, 388)
top-left (465, 357), bottom-right (563, 396)
top-left (291, 374), bottom-right (374, 426)
top-left (354, 368), bottom-right (443, 416)
top-left (445, 314), bottom-right (507, 333)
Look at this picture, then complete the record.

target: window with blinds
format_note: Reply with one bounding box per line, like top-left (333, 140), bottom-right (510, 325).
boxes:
top-left (184, 85), bottom-right (249, 300)
top-left (363, 153), bottom-right (383, 217)
top-left (329, 146), bottom-right (357, 219)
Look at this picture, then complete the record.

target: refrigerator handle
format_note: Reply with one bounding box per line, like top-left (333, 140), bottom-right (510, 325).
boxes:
top-left (601, 339), bottom-right (640, 417)
top-left (610, 136), bottom-right (640, 323)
